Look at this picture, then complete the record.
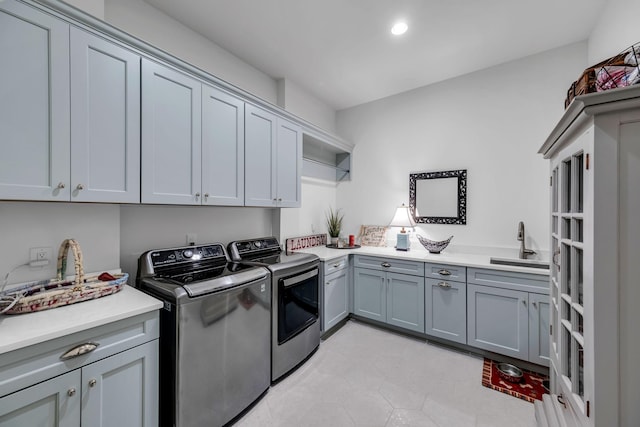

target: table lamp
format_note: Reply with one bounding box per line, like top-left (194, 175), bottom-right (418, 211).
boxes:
top-left (389, 203), bottom-right (415, 251)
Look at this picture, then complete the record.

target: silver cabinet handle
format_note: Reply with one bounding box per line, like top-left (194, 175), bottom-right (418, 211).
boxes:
top-left (333, 263), bottom-right (342, 268)
top-left (438, 269), bottom-right (451, 276)
top-left (195, 192), bottom-right (200, 198)
top-left (76, 184), bottom-right (84, 190)
top-left (533, 301), bottom-right (538, 308)
top-left (204, 193), bottom-right (209, 199)
top-left (278, 198), bottom-right (283, 202)
top-left (381, 262), bottom-right (391, 268)
top-left (67, 388), bottom-right (76, 397)
top-left (57, 182), bottom-right (66, 189)
top-left (89, 379), bottom-right (97, 388)
top-left (60, 342), bottom-right (99, 360)
top-left (522, 300), bottom-right (527, 306)
top-left (437, 281), bottom-right (451, 288)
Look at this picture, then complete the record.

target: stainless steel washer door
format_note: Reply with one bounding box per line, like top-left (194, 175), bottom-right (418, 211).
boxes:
top-left (176, 277), bottom-right (270, 427)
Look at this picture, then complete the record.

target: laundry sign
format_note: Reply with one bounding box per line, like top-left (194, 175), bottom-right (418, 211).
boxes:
top-left (285, 234), bottom-right (327, 254)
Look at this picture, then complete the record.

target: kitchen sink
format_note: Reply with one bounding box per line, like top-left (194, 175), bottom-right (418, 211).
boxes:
top-left (489, 257), bottom-right (549, 270)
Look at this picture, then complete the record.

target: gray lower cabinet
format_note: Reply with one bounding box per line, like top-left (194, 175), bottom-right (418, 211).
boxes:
top-left (425, 278), bottom-right (467, 344)
top-left (528, 292), bottom-right (550, 366)
top-left (322, 256), bottom-right (349, 332)
top-left (467, 284), bottom-right (529, 360)
top-left (0, 312), bottom-right (159, 427)
top-left (353, 256), bottom-right (425, 333)
top-left (466, 268), bottom-right (549, 366)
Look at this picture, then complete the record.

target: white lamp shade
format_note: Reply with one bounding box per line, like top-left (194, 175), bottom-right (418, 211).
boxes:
top-left (389, 204), bottom-right (416, 230)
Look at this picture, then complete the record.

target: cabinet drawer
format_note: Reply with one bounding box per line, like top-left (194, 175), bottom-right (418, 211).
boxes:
top-left (467, 268), bottom-right (549, 293)
top-left (353, 255), bottom-right (424, 276)
top-left (425, 263), bottom-right (466, 283)
top-left (324, 256), bottom-right (349, 275)
top-left (0, 311), bottom-right (159, 398)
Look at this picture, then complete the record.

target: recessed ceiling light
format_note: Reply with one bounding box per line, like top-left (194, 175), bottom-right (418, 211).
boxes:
top-left (391, 22), bottom-right (408, 36)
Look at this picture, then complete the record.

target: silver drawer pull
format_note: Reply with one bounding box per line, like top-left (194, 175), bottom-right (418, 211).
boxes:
top-left (333, 263), bottom-right (342, 268)
top-left (437, 269), bottom-right (451, 276)
top-left (60, 342), bottom-right (99, 360)
top-left (67, 388), bottom-right (76, 397)
top-left (437, 281), bottom-right (451, 288)
top-left (89, 379), bottom-right (97, 388)
top-left (381, 262), bottom-right (391, 268)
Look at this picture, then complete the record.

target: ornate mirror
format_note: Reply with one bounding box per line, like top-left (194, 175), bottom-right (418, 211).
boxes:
top-left (409, 169), bottom-right (467, 224)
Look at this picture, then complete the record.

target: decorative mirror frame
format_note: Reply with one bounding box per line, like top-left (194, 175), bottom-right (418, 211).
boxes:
top-left (409, 169), bottom-right (467, 224)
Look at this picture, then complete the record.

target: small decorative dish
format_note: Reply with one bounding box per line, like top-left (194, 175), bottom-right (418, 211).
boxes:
top-left (417, 235), bottom-right (453, 254)
top-left (496, 363), bottom-right (524, 383)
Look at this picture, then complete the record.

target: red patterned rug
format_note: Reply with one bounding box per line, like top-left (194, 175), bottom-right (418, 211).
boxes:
top-left (481, 358), bottom-right (547, 403)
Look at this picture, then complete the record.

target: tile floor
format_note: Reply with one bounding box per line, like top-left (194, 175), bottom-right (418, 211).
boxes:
top-left (235, 320), bottom-right (537, 427)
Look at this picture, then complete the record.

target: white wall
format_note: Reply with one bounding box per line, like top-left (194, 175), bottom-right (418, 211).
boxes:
top-left (277, 78), bottom-right (337, 134)
top-left (0, 202), bottom-right (120, 287)
top-left (119, 205), bottom-right (275, 280)
top-left (63, 0), bottom-right (104, 19)
top-left (279, 177), bottom-right (338, 240)
top-left (335, 42), bottom-right (588, 256)
top-left (588, 0), bottom-right (640, 64)
top-left (104, 0), bottom-right (278, 104)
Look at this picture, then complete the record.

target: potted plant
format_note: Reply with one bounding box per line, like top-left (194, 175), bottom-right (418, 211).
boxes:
top-left (326, 207), bottom-right (344, 245)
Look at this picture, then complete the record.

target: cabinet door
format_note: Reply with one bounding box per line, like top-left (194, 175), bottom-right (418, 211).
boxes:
top-left (0, 0), bottom-right (70, 200)
top-left (141, 59), bottom-right (202, 204)
top-left (202, 85), bottom-right (245, 206)
top-left (467, 284), bottom-right (528, 360)
top-left (529, 293), bottom-right (550, 366)
top-left (425, 278), bottom-right (466, 344)
top-left (81, 341), bottom-right (158, 427)
top-left (70, 27), bottom-right (140, 203)
top-left (0, 370), bottom-right (80, 427)
top-left (353, 268), bottom-right (386, 322)
top-left (244, 105), bottom-right (277, 206)
top-left (324, 268), bottom-right (349, 331)
top-left (275, 119), bottom-right (301, 207)
top-left (387, 272), bottom-right (425, 333)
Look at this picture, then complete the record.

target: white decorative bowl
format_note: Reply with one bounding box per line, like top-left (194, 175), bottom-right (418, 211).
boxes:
top-left (417, 235), bottom-right (453, 254)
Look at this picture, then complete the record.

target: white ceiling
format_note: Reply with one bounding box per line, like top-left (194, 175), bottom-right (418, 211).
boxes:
top-left (144, 0), bottom-right (608, 110)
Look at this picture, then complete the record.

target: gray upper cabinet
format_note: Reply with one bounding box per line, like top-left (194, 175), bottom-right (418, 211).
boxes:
top-left (0, 0), bottom-right (70, 201)
top-left (141, 58), bottom-right (202, 205)
top-left (202, 85), bottom-right (245, 206)
top-left (467, 284), bottom-right (529, 360)
top-left (275, 119), bottom-right (302, 207)
top-left (245, 105), bottom-right (277, 207)
top-left (70, 27), bottom-right (140, 203)
top-left (245, 104), bottom-right (301, 207)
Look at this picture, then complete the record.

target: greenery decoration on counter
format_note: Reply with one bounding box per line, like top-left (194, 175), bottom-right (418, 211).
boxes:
top-left (326, 207), bottom-right (344, 238)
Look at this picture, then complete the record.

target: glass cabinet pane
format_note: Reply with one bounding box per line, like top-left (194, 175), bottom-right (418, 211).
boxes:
top-left (573, 153), bottom-right (584, 213)
top-left (562, 159), bottom-right (572, 213)
top-left (552, 167), bottom-right (559, 212)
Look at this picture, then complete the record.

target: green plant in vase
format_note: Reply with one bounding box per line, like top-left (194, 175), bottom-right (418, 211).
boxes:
top-left (326, 207), bottom-right (344, 245)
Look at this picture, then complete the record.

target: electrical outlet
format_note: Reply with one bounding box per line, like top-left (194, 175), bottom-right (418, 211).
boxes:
top-left (29, 247), bottom-right (52, 264)
top-left (186, 233), bottom-right (197, 245)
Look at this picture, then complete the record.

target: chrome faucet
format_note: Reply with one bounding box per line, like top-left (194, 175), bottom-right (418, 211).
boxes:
top-left (517, 221), bottom-right (536, 259)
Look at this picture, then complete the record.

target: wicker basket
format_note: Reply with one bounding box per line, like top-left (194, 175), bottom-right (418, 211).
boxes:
top-left (0, 239), bottom-right (127, 315)
top-left (565, 44), bottom-right (640, 108)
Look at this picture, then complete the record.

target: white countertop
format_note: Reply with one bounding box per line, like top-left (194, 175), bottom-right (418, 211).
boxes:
top-left (296, 245), bottom-right (550, 276)
top-left (0, 285), bottom-right (162, 355)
